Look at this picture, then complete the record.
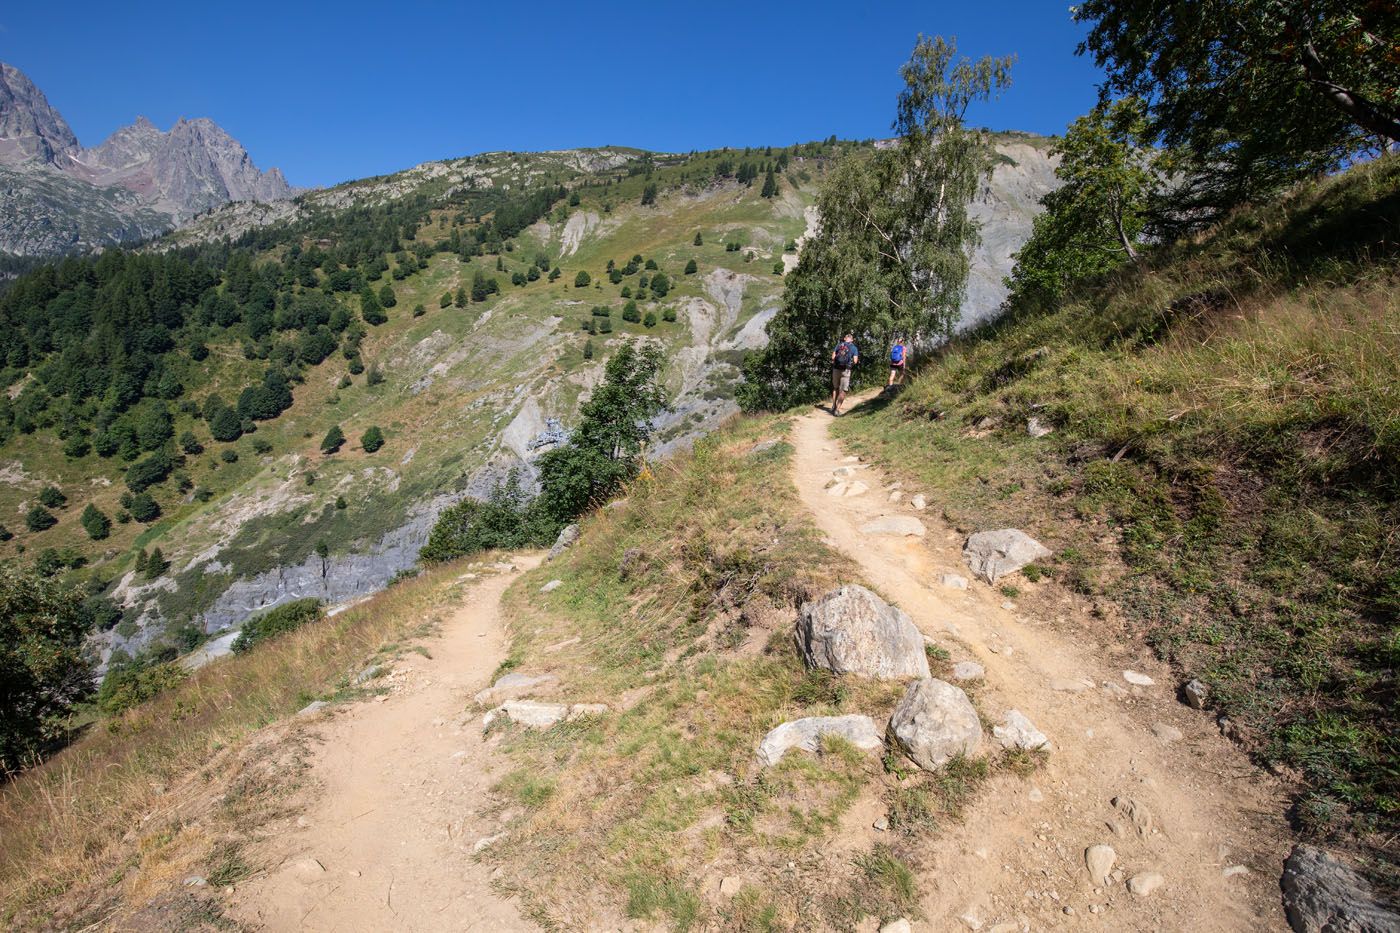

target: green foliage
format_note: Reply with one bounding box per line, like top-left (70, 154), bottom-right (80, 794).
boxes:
top-left (622, 300), bottom-right (641, 323)
top-left (124, 448), bottom-right (174, 492)
top-left (144, 547), bottom-right (169, 579)
top-left (693, 232), bottom-right (703, 246)
top-left (80, 503), bottom-right (111, 540)
top-left (1075, 1), bottom-right (1400, 231)
top-left (95, 659), bottom-right (186, 716)
top-left (421, 471), bottom-right (555, 562)
top-left (650, 273), bottom-right (670, 298)
top-left (0, 563), bottom-right (91, 771)
top-left (643, 311), bottom-right (657, 328)
top-left (640, 183), bottom-right (658, 206)
top-left (760, 168), bottom-right (778, 199)
top-left (209, 405), bottom-right (242, 443)
top-left (684, 258), bottom-right (697, 274)
top-left (741, 35), bottom-right (1011, 411)
top-left (412, 303), bottom-right (425, 317)
top-left (129, 492), bottom-right (160, 523)
top-left (361, 425), bottom-right (385, 453)
top-left (37, 486), bottom-right (66, 509)
top-left (1006, 98), bottom-right (1153, 308)
top-left (230, 598), bottom-right (324, 653)
top-left (378, 283), bottom-right (397, 308)
top-left (662, 307), bottom-right (677, 323)
top-left (25, 504), bottom-right (56, 532)
top-left (321, 425), bottom-right (346, 454)
top-left (178, 431), bottom-right (203, 455)
top-left (219, 449), bottom-right (239, 464)
top-left (574, 271), bottom-right (591, 288)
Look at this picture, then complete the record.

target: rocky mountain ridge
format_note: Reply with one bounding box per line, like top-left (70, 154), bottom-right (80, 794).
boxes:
top-left (0, 61), bottom-right (297, 255)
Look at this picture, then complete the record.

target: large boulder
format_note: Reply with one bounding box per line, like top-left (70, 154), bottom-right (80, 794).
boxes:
top-left (546, 523), bottom-right (580, 561)
top-left (482, 699), bottom-right (568, 730)
top-left (888, 678), bottom-right (983, 770)
top-left (755, 715), bottom-right (883, 767)
top-left (1281, 844), bottom-right (1400, 933)
top-left (796, 585), bottom-right (930, 680)
top-left (474, 672), bottom-right (559, 706)
top-left (962, 529), bottom-right (1051, 584)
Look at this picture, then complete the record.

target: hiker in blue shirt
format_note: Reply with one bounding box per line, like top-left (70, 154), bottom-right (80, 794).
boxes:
top-left (830, 332), bottom-right (859, 416)
top-left (887, 337), bottom-right (909, 387)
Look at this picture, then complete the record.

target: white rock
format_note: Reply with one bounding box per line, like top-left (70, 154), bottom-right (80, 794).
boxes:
top-left (843, 481), bottom-right (869, 497)
top-left (861, 516), bottom-right (927, 537)
top-left (1183, 678), bottom-right (1209, 709)
top-left (1128, 872), bottom-right (1165, 896)
top-left (1223, 864), bottom-right (1250, 878)
top-left (910, 494), bottom-right (927, 511)
top-left (755, 715), bottom-right (882, 767)
top-left (962, 529), bottom-right (1051, 583)
top-left (484, 700), bottom-right (568, 730)
top-left (540, 579), bottom-right (563, 593)
top-left (473, 833), bottom-right (505, 853)
top-left (1085, 844), bottom-right (1116, 886)
top-left (888, 490), bottom-right (904, 503)
top-left (797, 585), bottom-right (930, 680)
top-left (297, 700), bottom-right (330, 717)
top-left (474, 672), bottom-right (559, 706)
top-left (1049, 677), bottom-right (1095, 692)
top-left (941, 573), bottom-right (969, 590)
top-left (1151, 722), bottom-right (1184, 742)
top-left (880, 920), bottom-right (912, 933)
top-left (993, 710), bottom-right (1049, 750)
top-left (888, 678), bottom-right (983, 770)
top-left (566, 703), bottom-right (609, 720)
top-left (719, 876), bottom-right (743, 897)
top-left (1123, 670), bottom-right (1155, 686)
top-left (1027, 417), bottom-right (1054, 438)
top-left (952, 660), bottom-right (985, 681)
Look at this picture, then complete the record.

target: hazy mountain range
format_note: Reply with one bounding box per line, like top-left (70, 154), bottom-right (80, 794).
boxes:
top-left (0, 61), bottom-right (297, 256)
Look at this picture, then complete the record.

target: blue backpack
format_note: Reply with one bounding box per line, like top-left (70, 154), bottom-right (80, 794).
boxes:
top-left (891, 345), bottom-right (905, 364)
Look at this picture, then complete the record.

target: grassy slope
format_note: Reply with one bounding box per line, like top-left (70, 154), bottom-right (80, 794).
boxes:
top-left (480, 417), bottom-right (1038, 930)
top-left (0, 146), bottom-right (817, 646)
top-left (832, 157), bottom-right (1399, 882)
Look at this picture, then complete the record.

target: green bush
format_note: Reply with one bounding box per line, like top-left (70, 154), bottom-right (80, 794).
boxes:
top-left (80, 504), bottom-right (111, 540)
top-left (321, 425), bottom-right (346, 454)
top-left (362, 426), bottom-right (385, 452)
top-left (421, 471), bottom-right (554, 562)
top-left (96, 660), bottom-right (187, 716)
top-left (129, 492), bottom-right (160, 523)
top-left (38, 486), bottom-right (66, 509)
top-left (230, 598), bottom-right (325, 654)
top-left (25, 505), bottom-right (56, 532)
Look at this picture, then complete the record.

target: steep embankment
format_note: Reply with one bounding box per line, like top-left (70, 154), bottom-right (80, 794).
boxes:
top-left (833, 157), bottom-right (1400, 892)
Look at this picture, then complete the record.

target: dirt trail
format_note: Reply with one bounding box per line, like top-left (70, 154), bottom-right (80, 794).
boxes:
top-left (790, 399), bottom-right (1293, 931)
top-left (229, 559), bottom-right (540, 932)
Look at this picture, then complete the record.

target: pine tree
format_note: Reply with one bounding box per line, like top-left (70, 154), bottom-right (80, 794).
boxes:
top-left (454, 286), bottom-right (468, 308)
top-left (361, 426), bottom-right (385, 453)
top-left (574, 271), bottom-right (591, 288)
top-left (684, 259), bottom-right (698, 274)
top-left (81, 504), bottom-right (111, 540)
top-left (38, 486), bottom-right (66, 509)
top-left (25, 505), bottom-right (56, 532)
top-left (693, 232), bottom-right (703, 246)
top-left (441, 291), bottom-right (453, 308)
top-left (144, 547), bottom-right (169, 579)
top-left (583, 340), bottom-right (594, 360)
top-left (761, 168), bottom-right (778, 199)
top-left (378, 283), bottom-right (397, 308)
top-left (321, 425), bottom-right (346, 455)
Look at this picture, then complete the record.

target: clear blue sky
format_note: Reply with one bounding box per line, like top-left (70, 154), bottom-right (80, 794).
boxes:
top-left (1, 2), bottom-right (1101, 189)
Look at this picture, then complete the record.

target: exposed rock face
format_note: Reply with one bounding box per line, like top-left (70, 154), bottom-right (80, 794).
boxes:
top-left (962, 529), bottom-right (1051, 584)
top-left (887, 677), bottom-right (983, 770)
top-left (754, 715), bottom-right (883, 767)
top-left (547, 524), bottom-right (580, 561)
top-left (796, 585), bottom-right (931, 680)
top-left (0, 61), bottom-right (296, 255)
top-left (1281, 844), bottom-right (1400, 933)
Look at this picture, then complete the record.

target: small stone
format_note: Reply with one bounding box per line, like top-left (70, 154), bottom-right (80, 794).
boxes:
top-left (289, 857), bottom-right (326, 884)
top-left (1151, 722), bottom-right (1184, 743)
top-left (1122, 670), bottom-right (1155, 686)
top-left (843, 481), bottom-right (870, 497)
top-left (473, 833), bottom-right (505, 853)
top-left (352, 664), bottom-right (383, 685)
top-left (952, 660), bottom-right (985, 681)
top-left (1089, 904), bottom-right (1101, 914)
top-left (474, 672), bottom-right (559, 706)
top-left (1027, 417), bottom-right (1054, 438)
top-left (297, 700), bottom-right (329, 717)
top-left (963, 529), bottom-right (1051, 583)
top-left (879, 920), bottom-right (912, 933)
top-left (719, 876), bottom-right (742, 897)
top-left (941, 573), bottom-right (969, 590)
top-left (1001, 600), bottom-right (1016, 610)
top-left (546, 523), bottom-right (579, 561)
top-left (1062, 906), bottom-right (1074, 916)
top-left (993, 710), bottom-right (1048, 750)
top-left (887, 481), bottom-right (904, 491)
top-left (1050, 677), bottom-right (1094, 692)
top-left (958, 913), bottom-right (982, 930)
top-left (540, 579), bottom-right (563, 593)
top-left (1112, 796), bottom-right (1156, 838)
top-left (888, 678), bottom-right (983, 770)
top-left (566, 703), bottom-right (609, 720)
top-left (1223, 865), bottom-right (1249, 879)
top-left (873, 816), bottom-right (889, 832)
top-left (1028, 787), bottom-right (1043, 802)
top-left (1128, 872), bottom-right (1164, 896)
top-left (910, 494), bottom-right (927, 510)
top-left (1182, 679), bottom-right (1209, 709)
top-left (888, 490), bottom-right (904, 503)
top-left (183, 875), bottom-right (207, 887)
top-left (832, 465), bottom-right (862, 477)
top-left (296, 816), bottom-right (310, 828)
top-left (484, 700), bottom-right (568, 730)
top-left (860, 515), bottom-right (927, 537)
top-left (1085, 844), bottom-right (1116, 886)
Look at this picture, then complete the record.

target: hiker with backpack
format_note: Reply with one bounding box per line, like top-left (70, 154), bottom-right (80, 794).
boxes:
top-left (888, 337), bottom-right (909, 387)
top-left (830, 332), bottom-right (859, 416)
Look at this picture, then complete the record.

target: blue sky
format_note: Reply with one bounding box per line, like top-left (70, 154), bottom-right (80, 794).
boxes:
top-left (2, 2), bottom-right (1102, 188)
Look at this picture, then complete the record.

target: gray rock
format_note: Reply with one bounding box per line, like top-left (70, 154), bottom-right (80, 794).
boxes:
top-left (566, 703), bottom-right (609, 720)
top-left (1127, 872), bottom-right (1164, 896)
top-left (547, 524), bottom-right (580, 561)
top-left (1123, 670), bottom-right (1155, 687)
top-left (1182, 678), bottom-right (1209, 709)
top-left (1085, 844), bottom-right (1116, 886)
top-left (796, 585), bottom-right (931, 680)
top-left (352, 664), bottom-right (383, 685)
top-left (1281, 844), bottom-right (1400, 933)
top-left (719, 876), bottom-right (743, 897)
top-left (540, 579), bottom-right (563, 593)
top-left (910, 494), bottom-right (927, 511)
top-left (993, 710), bottom-right (1049, 750)
top-left (618, 547), bottom-right (644, 580)
top-left (879, 921), bottom-right (912, 933)
top-left (748, 439), bottom-right (782, 456)
top-left (182, 875), bottom-right (207, 887)
top-left (873, 816), bottom-right (889, 832)
top-left (474, 672), bottom-right (559, 706)
top-left (1111, 796), bottom-right (1156, 838)
top-left (1151, 722), bottom-right (1184, 743)
top-left (888, 678), bottom-right (983, 770)
top-left (952, 660), bottom-right (985, 681)
top-left (755, 714), bottom-right (882, 767)
top-left (963, 529), bottom-right (1051, 584)
top-left (483, 700), bottom-right (568, 730)
top-left (1027, 416), bottom-right (1054, 438)
top-left (296, 700), bottom-right (329, 717)
top-left (888, 490), bottom-right (904, 503)
top-left (473, 832), bottom-right (505, 854)
top-left (941, 573), bottom-right (969, 590)
top-left (860, 516), bottom-right (927, 537)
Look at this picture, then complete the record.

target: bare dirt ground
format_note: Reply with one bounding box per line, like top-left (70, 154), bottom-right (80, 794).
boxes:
top-left (791, 396), bottom-right (1295, 931)
top-left (228, 558), bottom-right (541, 932)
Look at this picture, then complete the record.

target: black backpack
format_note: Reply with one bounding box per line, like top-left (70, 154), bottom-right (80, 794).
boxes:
top-left (834, 342), bottom-right (855, 369)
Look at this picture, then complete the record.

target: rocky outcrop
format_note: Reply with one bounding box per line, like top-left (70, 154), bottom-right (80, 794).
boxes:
top-left (962, 529), bottom-right (1051, 584)
top-left (1280, 844), bottom-right (1399, 933)
top-left (0, 63), bottom-right (78, 167)
top-left (755, 715), bottom-right (883, 767)
top-left (887, 677), bottom-right (983, 770)
top-left (547, 524), bottom-right (580, 561)
top-left (796, 585), bottom-right (930, 680)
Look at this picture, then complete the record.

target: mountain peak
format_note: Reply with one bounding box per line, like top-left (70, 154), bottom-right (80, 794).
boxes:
top-left (0, 61), bottom-right (80, 167)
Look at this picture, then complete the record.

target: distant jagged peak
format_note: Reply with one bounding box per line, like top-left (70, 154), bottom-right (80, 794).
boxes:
top-left (0, 60), bottom-right (80, 167)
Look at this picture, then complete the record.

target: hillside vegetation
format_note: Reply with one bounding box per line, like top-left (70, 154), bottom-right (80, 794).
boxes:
top-left (832, 156), bottom-right (1400, 882)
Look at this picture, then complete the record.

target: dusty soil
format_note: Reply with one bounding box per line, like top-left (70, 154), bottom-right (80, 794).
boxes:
top-left (228, 559), bottom-right (541, 932)
top-left (791, 397), bottom-right (1294, 931)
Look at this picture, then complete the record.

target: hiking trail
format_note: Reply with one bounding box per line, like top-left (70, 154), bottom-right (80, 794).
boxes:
top-left (790, 395), bottom-right (1293, 930)
top-left (228, 557), bottom-right (541, 932)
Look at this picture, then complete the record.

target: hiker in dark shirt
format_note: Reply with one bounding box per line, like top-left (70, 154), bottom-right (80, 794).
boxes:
top-left (830, 332), bottom-right (859, 416)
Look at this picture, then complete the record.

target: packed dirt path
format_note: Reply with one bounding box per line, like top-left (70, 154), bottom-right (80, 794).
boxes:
top-left (228, 558), bottom-right (541, 932)
top-left (790, 398), bottom-right (1294, 932)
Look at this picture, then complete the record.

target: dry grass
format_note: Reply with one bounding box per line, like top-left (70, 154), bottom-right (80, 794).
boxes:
top-left (0, 559), bottom-right (488, 929)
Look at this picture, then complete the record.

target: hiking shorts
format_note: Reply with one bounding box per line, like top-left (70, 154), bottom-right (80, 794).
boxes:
top-left (831, 367), bottom-right (851, 392)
